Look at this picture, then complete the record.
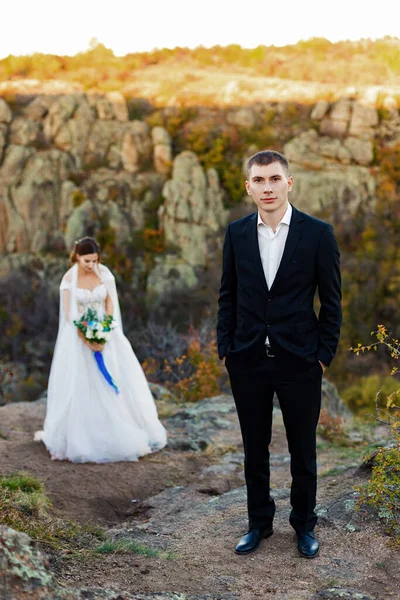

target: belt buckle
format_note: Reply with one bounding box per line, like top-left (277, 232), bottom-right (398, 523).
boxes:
top-left (266, 344), bottom-right (275, 358)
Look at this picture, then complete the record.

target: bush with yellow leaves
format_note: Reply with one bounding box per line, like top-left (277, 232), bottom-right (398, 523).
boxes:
top-left (351, 325), bottom-right (400, 542)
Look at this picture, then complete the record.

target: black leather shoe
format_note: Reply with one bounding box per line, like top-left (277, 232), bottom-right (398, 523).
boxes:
top-left (297, 531), bottom-right (320, 558)
top-left (234, 526), bottom-right (273, 555)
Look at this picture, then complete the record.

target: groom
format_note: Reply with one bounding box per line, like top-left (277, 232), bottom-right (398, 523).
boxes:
top-left (217, 150), bottom-right (342, 558)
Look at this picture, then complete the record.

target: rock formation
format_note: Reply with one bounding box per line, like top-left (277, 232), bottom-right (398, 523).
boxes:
top-left (0, 93), bottom-right (231, 304)
top-left (284, 100), bottom-right (379, 222)
top-left (1, 91), bottom-right (400, 303)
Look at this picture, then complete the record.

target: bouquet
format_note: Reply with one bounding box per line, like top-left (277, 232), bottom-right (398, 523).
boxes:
top-left (74, 308), bottom-right (119, 394)
top-left (74, 307), bottom-right (116, 344)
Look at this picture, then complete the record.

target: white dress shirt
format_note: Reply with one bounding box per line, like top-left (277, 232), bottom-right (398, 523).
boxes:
top-left (257, 203), bottom-right (292, 345)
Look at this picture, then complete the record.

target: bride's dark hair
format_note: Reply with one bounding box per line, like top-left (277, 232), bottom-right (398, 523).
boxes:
top-left (69, 237), bottom-right (101, 266)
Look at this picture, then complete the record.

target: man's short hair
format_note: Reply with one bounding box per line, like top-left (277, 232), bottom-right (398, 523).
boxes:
top-left (246, 150), bottom-right (289, 178)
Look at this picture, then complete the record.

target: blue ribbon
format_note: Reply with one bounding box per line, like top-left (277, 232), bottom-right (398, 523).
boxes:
top-left (93, 351), bottom-right (119, 394)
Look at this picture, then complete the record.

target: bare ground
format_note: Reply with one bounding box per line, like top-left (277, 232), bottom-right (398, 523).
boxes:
top-left (0, 397), bottom-right (399, 600)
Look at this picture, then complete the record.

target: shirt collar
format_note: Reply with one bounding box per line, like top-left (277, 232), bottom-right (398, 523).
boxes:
top-left (257, 203), bottom-right (292, 228)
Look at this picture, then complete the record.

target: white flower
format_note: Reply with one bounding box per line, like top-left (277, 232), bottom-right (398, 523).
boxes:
top-left (86, 330), bottom-right (93, 339)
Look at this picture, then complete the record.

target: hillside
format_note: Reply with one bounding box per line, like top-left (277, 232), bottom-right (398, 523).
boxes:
top-left (1, 37), bottom-right (400, 105)
top-left (1, 38), bottom-right (400, 408)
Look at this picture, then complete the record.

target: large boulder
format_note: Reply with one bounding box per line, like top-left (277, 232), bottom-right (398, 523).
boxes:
top-left (105, 91), bottom-right (129, 122)
top-left (0, 145), bottom-right (34, 182)
top-left (43, 94), bottom-right (80, 141)
top-left (121, 120), bottom-right (152, 173)
top-left (146, 254), bottom-right (199, 305)
top-left (288, 163), bottom-right (376, 222)
top-left (23, 95), bottom-right (52, 121)
top-left (152, 126), bottom-right (172, 174)
top-left (53, 97), bottom-right (95, 168)
top-left (349, 103), bottom-right (379, 139)
top-left (88, 92), bottom-right (129, 122)
top-left (284, 129), bottom-right (376, 222)
top-left (63, 169), bottom-right (164, 250)
top-left (319, 98), bottom-right (378, 143)
top-left (159, 151), bottom-right (228, 267)
top-left (321, 378), bottom-right (352, 419)
top-left (0, 524), bottom-right (59, 599)
top-left (0, 148), bottom-right (76, 252)
top-left (9, 118), bottom-right (41, 146)
top-left (0, 98), bottom-right (12, 124)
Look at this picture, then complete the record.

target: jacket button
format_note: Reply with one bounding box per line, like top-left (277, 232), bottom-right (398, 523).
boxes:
top-left (267, 297), bottom-right (272, 302)
top-left (267, 323), bottom-right (270, 328)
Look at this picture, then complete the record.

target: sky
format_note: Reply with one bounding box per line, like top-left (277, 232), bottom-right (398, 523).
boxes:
top-left (1, 0), bottom-right (399, 59)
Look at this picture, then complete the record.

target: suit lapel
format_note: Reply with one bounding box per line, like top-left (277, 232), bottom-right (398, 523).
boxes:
top-left (270, 206), bottom-right (304, 292)
top-left (247, 213), bottom-right (270, 293)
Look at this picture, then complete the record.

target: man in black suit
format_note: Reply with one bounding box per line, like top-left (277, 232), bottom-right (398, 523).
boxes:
top-left (217, 150), bottom-right (341, 558)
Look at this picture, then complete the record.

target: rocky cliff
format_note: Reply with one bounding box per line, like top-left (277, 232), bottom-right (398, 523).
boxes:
top-left (0, 91), bottom-right (230, 301)
top-left (0, 88), bottom-right (399, 304)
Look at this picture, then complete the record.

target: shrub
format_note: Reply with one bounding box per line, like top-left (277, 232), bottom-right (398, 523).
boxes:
top-left (355, 404), bottom-right (400, 542)
top-left (0, 266), bottom-right (60, 367)
top-left (0, 472), bottom-right (43, 493)
top-left (317, 408), bottom-right (346, 443)
top-left (141, 322), bottom-right (225, 403)
top-left (72, 189), bottom-right (87, 207)
top-left (169, 333), bottom-right (223, 402)
top-left (342, 374), bottom-right (400, 415)
top-left (351, 325), bottom-right (400, 542)
top-left (133, 228), bottom-right (165, 255)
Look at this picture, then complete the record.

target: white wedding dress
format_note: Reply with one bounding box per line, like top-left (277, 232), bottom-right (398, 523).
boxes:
top-left (38, 263), bottom-right (167, 463)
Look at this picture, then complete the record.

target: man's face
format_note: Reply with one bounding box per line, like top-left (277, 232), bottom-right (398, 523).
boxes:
top-left (245, 161), bottom-right (293, 219)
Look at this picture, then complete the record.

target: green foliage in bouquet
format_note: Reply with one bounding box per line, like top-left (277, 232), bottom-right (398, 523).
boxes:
top-left (73, 308), bottom-right (116, 344)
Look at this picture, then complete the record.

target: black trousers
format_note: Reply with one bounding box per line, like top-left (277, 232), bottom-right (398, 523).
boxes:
top-left (226, 352), bottom-right (322, 535)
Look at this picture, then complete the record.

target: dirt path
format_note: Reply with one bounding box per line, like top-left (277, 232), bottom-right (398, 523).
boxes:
top-left (0, 396), bottom-right (399, 600)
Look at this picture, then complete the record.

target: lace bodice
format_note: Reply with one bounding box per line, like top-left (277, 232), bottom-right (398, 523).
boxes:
top-left (76, 284), bottom-right (107, 318)
top-left (59, 264), bottom-right (122, 331)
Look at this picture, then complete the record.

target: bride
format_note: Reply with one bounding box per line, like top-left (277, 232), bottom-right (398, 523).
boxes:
top-left (37, 237), bottom-right (167, 463)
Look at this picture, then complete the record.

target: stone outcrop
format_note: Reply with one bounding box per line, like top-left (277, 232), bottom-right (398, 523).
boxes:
top-left (152, 126), bottom-right (172, 174)
top-left (0, 93), bottom-right (395, 261)
top-left (145, 151), bottom-right (229, 302)
top-left (0, 524), bottom-right (59, 599)
top-left (0, 93), bottom-right (233, 308)
top-left (159, 151), bottom-right (228, 268)
top-left (0, 98), bottom-right (12, 124)
top-left (63, 170), bottom-right (165, 250)
top-left (316, 99), bottom-right (379, 141)
top-left (1, 90), bottom-right (399, 307)
top-left (0, 93), bottom-right (171, 256)
top-left (284, 99), bottom-right (380, 221)
top-left (146, 254), bottom-right (200, 305)
top-left (321, 378), bottom-right (352, 419)
top-left (1, 147), bottom-right (76, 253)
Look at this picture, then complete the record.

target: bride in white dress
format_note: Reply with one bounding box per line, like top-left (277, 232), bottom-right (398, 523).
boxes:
top-left (37, 237), bottom-right (167, 463)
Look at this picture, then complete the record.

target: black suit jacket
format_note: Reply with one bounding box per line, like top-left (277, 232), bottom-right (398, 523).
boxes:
top-left (217, 205), bottom-right (342, 369)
